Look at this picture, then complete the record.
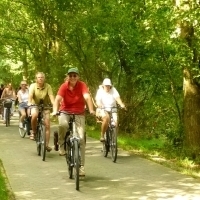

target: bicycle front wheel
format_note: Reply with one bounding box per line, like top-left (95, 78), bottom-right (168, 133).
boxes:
top-left (40, 124), bottom-right (46, 161)
top-left (110, 127), bottom-right (118, 163)
top-left (36, 127), bottom-right (41, 156)
top-left (74, 140), bottom-right (79, 190)
top-left (66, 143), bottom-right (73, 179)
top-left (19, 126), bottom-right (26, 138)
top-left (102, 130), bottom-right (109, 157)
top-left (19, 120), bottom-right (27, 138)
top-left (5, 108), bottom-right (10, 127)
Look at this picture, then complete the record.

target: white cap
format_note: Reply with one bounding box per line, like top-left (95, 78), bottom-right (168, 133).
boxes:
top-left (102, 78), bottom-right (112, 86)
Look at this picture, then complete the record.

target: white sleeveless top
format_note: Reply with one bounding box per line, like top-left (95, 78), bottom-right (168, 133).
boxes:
top-left (18, 89), bottom-right (29, 103)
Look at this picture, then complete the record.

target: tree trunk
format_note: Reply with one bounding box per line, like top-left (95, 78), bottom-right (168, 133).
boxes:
top-left (178, 0), bottom-right (200, 155)
top-left (183, 69), bottom-right (200, 153)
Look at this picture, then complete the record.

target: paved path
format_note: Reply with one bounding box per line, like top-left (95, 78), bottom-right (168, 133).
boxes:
top-left (0, 113), bottom-right (200, 200)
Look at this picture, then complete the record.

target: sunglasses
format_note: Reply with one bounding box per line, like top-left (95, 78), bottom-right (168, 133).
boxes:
top-left (69, 74), bottom-right (77, 78)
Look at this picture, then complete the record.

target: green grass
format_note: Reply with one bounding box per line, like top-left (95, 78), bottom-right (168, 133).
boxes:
top-left (0, 160), bottom-right (15, 200)
top-left (86, 126), bottom-right (165, 153)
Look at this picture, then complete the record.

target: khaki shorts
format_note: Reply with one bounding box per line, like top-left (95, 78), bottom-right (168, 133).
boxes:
top-left (30, 107), bottom-right (50, 120)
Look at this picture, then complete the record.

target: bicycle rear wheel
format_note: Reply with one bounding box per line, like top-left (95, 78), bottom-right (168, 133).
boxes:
top-left (102, 130), bottom-right (109, 157)
top-left (40, 124), bottom-right (46, 161)
top-left (111, 127), bottom-right (118, 163)
top-left (74, 140), bottom-right (79, 190)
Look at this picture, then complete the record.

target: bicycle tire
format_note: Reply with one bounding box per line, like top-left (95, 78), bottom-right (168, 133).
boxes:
top-left (54, 131), bottom-right (59, 151)
top-left (66, 143), bottom-right (73, 179)
top-left (41, 124), bottom-right (46, 161)
top-left (74, 140), bottom-right (79, 190)
top-left (111, 127), bottom-right (118, 163)
top-left (5, 108), bottom-right (9, 127)
top-left (26, 117), bottom-right (31, 136)
top-left (36, 128), bottom-right (41, 156)
top-left (102, 130), bottom-right (109, 157)
top-left (19, 119), bottom-right (28, 138)
top-left (19, 126), bottom-right (26, 138)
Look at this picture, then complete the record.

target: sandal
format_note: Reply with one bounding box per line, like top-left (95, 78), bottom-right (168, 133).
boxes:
top-left (30, 134), bottom-right (35, 140)
top-left (46, 146), bottom-right (52, 152)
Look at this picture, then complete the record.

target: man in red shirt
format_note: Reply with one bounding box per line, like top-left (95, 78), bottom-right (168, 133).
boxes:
top-left (52, 67), bottom-right (95, 176)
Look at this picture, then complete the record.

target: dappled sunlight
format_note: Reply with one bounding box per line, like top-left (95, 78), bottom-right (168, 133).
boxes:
top-left (15, 191), bottom-right (35, 198)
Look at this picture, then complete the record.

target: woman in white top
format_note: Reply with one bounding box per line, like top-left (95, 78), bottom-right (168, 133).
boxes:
top-left (95, 78), bottom-right (125, 142)
top-left (17, 80), bottom-right (29, 128)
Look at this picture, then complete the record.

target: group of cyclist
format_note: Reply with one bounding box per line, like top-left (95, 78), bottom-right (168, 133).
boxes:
top-left (0, 67), bottom-right (125, 176)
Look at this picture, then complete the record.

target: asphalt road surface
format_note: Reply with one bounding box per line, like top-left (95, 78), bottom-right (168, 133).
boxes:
top-left (0, 113), bottom-right (200, 200)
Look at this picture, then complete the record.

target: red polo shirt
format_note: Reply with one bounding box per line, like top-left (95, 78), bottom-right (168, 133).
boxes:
top-left (57, 81), bottom-right (89, 114)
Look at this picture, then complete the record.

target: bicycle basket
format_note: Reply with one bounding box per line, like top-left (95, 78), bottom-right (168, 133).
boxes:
top-left (3, 100), bottom-right (12, 108)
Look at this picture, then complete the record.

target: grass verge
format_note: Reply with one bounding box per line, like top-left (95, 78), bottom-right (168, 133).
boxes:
top-left (0, 160), bottom-right (15, 200)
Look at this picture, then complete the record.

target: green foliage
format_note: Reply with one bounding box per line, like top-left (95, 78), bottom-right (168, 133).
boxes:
top-left (0, 0), bottom-right (199, 152)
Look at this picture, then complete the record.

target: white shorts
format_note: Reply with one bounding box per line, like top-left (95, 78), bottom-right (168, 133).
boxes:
top-left (96, 108), bottom-right (118, 123)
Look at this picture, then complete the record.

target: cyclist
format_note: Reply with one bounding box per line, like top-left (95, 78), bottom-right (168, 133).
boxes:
top-left (1, 83), bottom-right (16, 124)
top-left (95, 78), bottom-right (125, 142)
top-left (52, 67), bottom-right (95, 176)
top-left (28, 72), bottom-right (55, 152)
top-left (18, 80), bottom-right (29, 128)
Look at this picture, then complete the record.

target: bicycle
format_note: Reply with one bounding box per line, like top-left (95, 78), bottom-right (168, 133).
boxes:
top-left (18, 106), bottom-right (31, 138)
top-left (54, 111), bottom-right (82, 190)
top-left (31, 100), bottom-right (52, 161)
top-left (100, 106), bottom-right (119, 163)
top-left (2, 98), bottom-right (15, 127)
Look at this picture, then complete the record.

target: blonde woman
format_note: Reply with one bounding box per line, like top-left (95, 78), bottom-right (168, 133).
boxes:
top-left (1, 83), bottom-right (16, 123)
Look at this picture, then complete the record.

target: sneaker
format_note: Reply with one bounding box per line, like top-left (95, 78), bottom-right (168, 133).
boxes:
top-left (59, 149), bottom-right (66, 156)
top-left (79, 166), bottom-right (85, 176)
top-left (19, 122), bottom-right (23, 129)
